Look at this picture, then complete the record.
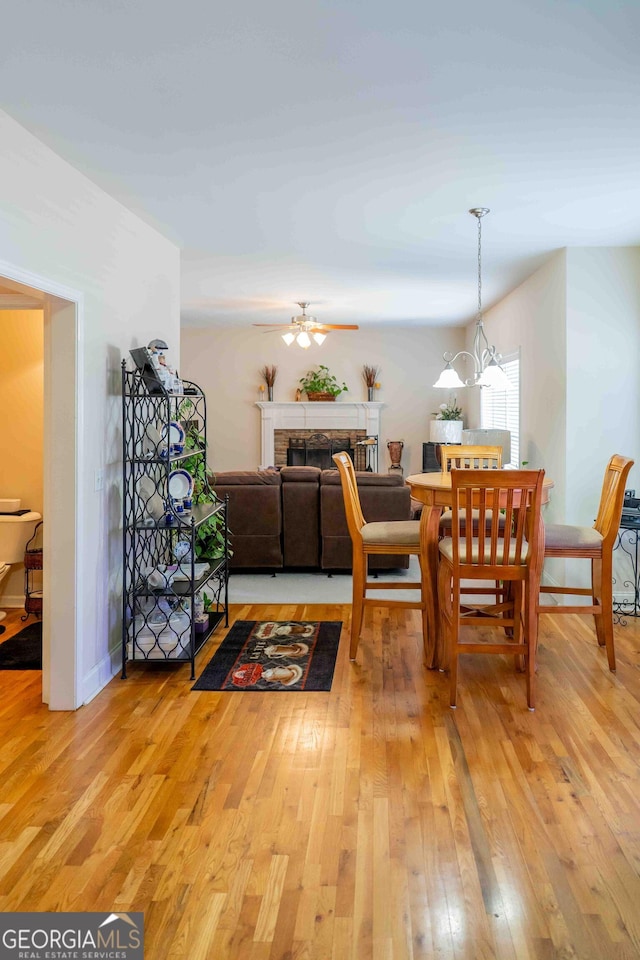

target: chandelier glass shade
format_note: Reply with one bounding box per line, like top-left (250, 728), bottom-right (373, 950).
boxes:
top-left (433, 209), bottom-right (509, 390)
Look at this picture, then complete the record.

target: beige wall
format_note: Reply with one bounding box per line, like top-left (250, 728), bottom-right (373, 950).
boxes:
top-left (0, 309), bottom-right (44, 603)
top-left (0, 109), bottom-right (181, 707)
top-left (181, 323), bottom-right (466, 477)
top-left (472, 245), bottom-right (640, 591)
top-left (566, 247), bottom-right (640, 522)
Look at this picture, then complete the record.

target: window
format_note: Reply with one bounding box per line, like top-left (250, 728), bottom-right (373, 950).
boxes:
top-left (480, 352), bottom-right (520, 467)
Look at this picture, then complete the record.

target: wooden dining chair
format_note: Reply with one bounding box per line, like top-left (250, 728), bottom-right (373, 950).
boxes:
top-left (437, 468), bottom-right (546, 710)
top-left (441, 445), bottom-right (503, 472)
top-left (439, 445), bottom-right (505, 536)
top-left (539, 454), bottom-right (634, 672)
top-left (332, 451), bottom-right (428, 660)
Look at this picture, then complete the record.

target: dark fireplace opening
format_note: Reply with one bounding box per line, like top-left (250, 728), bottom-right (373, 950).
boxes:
top-left (287, 433), bottom-right (353, 470)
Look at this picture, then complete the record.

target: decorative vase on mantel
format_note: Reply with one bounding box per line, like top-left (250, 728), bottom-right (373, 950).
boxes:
top-left (429, 420), bottom-right (463, 444)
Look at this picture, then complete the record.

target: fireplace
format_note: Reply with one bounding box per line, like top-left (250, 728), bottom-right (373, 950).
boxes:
top-left (287, 433), bottom-right (355, 470)
top-left (256, 401), bottom-right (383, 470)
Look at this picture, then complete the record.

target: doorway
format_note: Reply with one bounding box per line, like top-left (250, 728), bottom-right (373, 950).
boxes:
top-left (0, 263), bottom-right (81, 709)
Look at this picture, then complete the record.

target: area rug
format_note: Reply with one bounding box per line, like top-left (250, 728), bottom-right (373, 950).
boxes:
top-left (193, 620), bottom-right (342, 691)
top-left (0, 621), bottom-right (42, 670)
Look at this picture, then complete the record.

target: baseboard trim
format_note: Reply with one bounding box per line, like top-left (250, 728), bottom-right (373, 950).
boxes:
top-left (81, 646), bottom-right (122, 705)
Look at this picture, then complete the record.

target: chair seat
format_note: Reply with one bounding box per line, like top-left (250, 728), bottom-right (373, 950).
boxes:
top-left (544, 523), bottom-right (603, 551)
top-left (439, 536), bottom-right (528, 564)
top-left (361, 519), bottom-right (421, 546)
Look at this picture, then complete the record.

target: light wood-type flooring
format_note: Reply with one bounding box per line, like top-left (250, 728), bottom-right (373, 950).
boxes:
top-left (1, 603), bottom-right (640, 959)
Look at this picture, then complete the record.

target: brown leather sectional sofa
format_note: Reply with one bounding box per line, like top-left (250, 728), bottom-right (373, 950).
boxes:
top-left (211, 466), bottom-right (411, 571)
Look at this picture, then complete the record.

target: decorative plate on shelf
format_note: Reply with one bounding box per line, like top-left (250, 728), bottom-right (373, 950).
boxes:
top-left (168, 468), bottom-right (193, 500)
top-left (160, 420), bottom-right (186, 456)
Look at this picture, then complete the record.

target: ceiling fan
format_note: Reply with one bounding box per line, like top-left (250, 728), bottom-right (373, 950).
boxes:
top-left (253, 302), bottom-right (359, 348)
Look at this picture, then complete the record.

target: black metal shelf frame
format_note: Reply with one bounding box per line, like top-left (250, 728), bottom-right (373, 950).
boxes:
top-left (613, 521), bottom-right (640, 624)
top-left (121, 362), bottom-right (229, 679)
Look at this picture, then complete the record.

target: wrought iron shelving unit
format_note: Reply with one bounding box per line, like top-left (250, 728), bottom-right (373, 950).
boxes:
top-left (121, 361), bottom-right (228, 679)
top-left (613, 518), bottom-right (640, 625)
top-left (23, 520), bottom-right (43, 621)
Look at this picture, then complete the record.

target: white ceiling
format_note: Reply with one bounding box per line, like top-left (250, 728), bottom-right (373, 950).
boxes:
top-left (3, 0), bottom-right (639, 328)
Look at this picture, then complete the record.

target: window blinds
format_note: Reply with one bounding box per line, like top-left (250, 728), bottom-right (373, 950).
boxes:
top-left (480, 353), bottom-right (520, 467)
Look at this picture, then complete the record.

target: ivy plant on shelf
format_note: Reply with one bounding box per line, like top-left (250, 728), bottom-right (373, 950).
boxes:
top-left (178, 399), bottom-right (229, 561)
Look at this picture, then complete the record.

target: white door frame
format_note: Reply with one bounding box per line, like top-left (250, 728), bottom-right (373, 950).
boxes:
top-left (0, 258), bottom-right (83, 710)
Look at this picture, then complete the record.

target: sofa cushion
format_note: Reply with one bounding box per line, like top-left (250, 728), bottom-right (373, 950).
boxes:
top-left (281, 466), bottom-right (321, 483)
top-left (281, 467), bottom-right (321, 566)
top-left (320, 469), bottom-right (405, 487)
top-left (211, 469), bottom-right (281, 486)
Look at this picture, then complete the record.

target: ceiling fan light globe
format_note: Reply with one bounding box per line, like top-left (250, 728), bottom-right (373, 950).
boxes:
top-left (296, 331), bottom-right (311, 348)
top-left (282, 332), bottom-right (295, 346)
top-left (312, 331), bottom-right (326, 345)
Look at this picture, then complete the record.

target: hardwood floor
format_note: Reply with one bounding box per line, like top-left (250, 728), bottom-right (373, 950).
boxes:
top-left (1, 603), bottom-right (640, 959)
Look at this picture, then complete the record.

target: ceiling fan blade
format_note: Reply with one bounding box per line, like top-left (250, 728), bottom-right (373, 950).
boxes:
top-left (312, 324), bottom-right (359, 331)
top-left (252, 322), bottom-right (359, 330)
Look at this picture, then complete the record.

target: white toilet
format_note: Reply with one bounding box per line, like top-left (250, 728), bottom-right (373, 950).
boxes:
top-left (0, 499), bottom-right (42, 624)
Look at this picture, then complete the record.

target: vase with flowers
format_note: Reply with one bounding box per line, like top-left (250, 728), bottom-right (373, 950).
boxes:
top-left (362, 364), bottom-right (380, 402)
top-left (430, 396), bottom-right (463, 443)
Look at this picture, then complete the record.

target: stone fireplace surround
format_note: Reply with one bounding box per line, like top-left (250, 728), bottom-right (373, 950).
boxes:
top-left (256, 401), bottom-right (383, 470)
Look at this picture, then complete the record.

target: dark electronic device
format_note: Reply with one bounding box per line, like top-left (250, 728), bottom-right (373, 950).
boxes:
top-left (129, 346), bottom-right (166, 395)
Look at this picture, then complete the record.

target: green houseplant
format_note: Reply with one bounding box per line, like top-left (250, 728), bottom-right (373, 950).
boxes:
top-left (178, 399), bottom-right (229, 561)
top-left (299, 364), bottom-right (348, 401)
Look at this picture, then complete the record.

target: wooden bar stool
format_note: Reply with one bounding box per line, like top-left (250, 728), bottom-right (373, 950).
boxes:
top-left (438, 469), bottom-right (546, 709)
top-left (332, 451), bottom-right (429, 660)
top-left (539, 454), bottom-right (634, 671)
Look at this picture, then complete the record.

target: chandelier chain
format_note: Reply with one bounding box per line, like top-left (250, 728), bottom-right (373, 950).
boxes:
top-left (477, 214), bottom-right (482, 318)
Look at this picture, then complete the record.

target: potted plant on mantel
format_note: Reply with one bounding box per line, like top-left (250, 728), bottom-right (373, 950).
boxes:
top-left (429, 396), bottom-right (463, 443)
top-left (299, 364), bottom-right (349, 401)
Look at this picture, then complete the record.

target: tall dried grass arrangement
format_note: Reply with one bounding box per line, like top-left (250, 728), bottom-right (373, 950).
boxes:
top-left (362, 364), bottom-right (379, 387)
top-left (260, 365), bottom-right (278, 387)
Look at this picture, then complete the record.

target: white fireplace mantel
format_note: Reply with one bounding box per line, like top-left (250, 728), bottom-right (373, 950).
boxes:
top-left (256, 401), bottom-right (384, 469)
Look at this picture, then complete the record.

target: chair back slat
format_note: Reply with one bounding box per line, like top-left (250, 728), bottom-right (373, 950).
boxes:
top-left (441, 445), bottom-right (503, 473)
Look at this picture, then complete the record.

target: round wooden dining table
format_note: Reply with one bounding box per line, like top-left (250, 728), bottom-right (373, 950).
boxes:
top-left (406, 471), bottom-right (554, 669)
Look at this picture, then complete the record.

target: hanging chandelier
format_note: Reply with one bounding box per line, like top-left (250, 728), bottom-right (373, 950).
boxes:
top-left (433, 208), bottom-right (509, 389)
